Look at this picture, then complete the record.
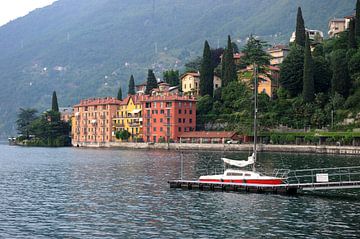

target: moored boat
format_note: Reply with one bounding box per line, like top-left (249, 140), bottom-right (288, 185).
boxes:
top-left (198, 64), bottom-right (287, 185)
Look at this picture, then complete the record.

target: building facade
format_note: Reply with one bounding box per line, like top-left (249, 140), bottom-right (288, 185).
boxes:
top-left (72, 97), bottom-right (121, 145)
top-left (267, 45), bottom-right (290, 66)
top-left (238, 65), bottom-right (280, 98)
top-left (141, 94), bottom-right (196, 143)
top-left (181, 72), bottom-right (222, 97)
top-left (113, 95), bottom-right (144, 141)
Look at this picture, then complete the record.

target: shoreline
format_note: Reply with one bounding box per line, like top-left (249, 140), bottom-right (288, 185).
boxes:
top-left (73, 142), bottom-right (360, 155)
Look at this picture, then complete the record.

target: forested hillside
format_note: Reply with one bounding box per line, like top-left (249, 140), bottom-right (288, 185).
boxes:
top-left (0, 0), bottom-right (355, 135)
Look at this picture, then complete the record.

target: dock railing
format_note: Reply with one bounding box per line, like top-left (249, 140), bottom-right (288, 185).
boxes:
top-left (282, 166), bottom-right (360, 185)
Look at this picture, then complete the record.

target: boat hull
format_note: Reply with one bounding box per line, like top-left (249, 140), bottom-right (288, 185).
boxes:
top-left (199, 178), bottom-right (284, 185)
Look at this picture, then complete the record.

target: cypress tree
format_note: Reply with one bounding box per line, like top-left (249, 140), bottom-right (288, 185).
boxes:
top-left (52, 91), bottom-right (59, 112)
top-left (222, 35), bottom-right (237, 87)
top-left (145, 69), bottom-right (158, 95)
top-left (331, 49), bottom-right (350, 98)
top-left (302, 34), bottom-right (314, 102)
top-left (279, 45), bottom-right (304, 97)
top-left (200, 40), bottom-right (214, 96)
top-left (128, 75), bottom-right (135, 95)
top-left (295, 7), bottom-right (306, 47)
top-left (356, 0), bottom-right (360, 38)
top-left (117, 86), bottom-right (122, 100)
top-left (348, 19), bottom-right (357, 49)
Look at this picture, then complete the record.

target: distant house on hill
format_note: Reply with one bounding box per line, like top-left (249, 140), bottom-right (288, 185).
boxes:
top-left (290, 28), bottom-right (324, 44)
top-left (180, 72), bottom-right (222, 97)
top-left (328, 15), bottom-right (354, 38)
top-left (267, 45), bottom-right (290, 66)
top-left (238, 65), bottom-right (280, 98)
top-left (136, 82), bottom-right (147, 95)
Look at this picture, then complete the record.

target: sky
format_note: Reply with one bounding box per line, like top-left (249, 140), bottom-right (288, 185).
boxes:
top-left (0, 0), bottom-right (57, 26)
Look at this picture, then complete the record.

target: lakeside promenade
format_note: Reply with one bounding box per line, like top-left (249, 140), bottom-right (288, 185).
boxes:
top-left (74, 142), bottom-right (360, 155)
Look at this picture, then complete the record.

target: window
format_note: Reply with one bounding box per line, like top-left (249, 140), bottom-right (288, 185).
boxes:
top-left (160, 102), bottom-right (163, 108)
top-left (154, 102), bottom-right (157, 108)
top-left (153, 118), bottom-right (157, 123)
top-left (190, 102), bottom-right (192, 107)
top-left (179, 102), bottom-right (182, 107)
top-left (245, 174), bottom-right (251, 176)
top-left (190, 119), bottom-right (192, 123)
top-left (178, 118), bottom-right (181, 123)
top-left (184, 110), bottom-right (187, 114)
top-left (178, 127), bottom-right (181, 132)
top-left (160, 110), bottom-right (164, 114)
top-left (183, 118), bottom-right (185, 123)
top-left (190, 110), bottom-right (192, 114)
top-left (160, 118), bottom-right (163, 123)
top-left (153, 127), bottom-right (157, 132)
top-left (153, 136), bottom-right (156, 142)
top-left (160, 127), bottom-right (163, 132)
top-left (178, 109), bottom-right (182, 114)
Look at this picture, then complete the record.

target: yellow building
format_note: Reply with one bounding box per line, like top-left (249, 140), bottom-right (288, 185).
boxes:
top-left (181, 72), bottom-right (200, 96)
top-left (267, 45), bottom-right (290, 66)
top-left (238, 65), bottom-right (280, 98)
top-left (113, 95), bottom-right (144, 141)
top-left (181, 72), bottom-right (222, 97)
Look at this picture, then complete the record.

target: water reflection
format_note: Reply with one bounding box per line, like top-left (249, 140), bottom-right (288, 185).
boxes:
top-left (0, 144), bottom-right (359, 238)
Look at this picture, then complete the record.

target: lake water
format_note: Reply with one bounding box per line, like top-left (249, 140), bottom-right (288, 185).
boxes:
top-left (0, 143), bottom-right (360, 238)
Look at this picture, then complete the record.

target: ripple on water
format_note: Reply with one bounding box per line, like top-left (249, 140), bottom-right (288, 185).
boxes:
top-left (0, 145), bottom-right (359, 238)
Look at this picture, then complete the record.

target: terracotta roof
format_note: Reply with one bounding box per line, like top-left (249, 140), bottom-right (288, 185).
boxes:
top-left (179, 131), bottom-right (237, 138)
top-left (268, 65), bottom-right (280, 71)
top-left (74, 97), bottom-right (121, 107)
top-left (140, 94), bottom-right (196, 102)
top-left (233, 53), bottom-right (245, 59)
top-left (136, 82), bottom-right (147, 87)
top-left (180, 72), bottom-right (200, 79)
top-left (267, 45), bottom-right (290, 51)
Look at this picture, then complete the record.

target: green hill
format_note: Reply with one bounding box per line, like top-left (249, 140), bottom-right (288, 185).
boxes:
top-left (0, 0), bottom-right (355, 135)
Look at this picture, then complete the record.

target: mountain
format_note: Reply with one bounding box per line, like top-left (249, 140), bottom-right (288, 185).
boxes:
top-left (0, 0), bottom-right (356, 135)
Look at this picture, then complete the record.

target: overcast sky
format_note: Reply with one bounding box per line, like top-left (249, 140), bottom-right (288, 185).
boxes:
top-left (0, 0), bottom-right (57, 26)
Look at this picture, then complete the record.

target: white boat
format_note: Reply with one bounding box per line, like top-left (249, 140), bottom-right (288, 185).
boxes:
top-left (198, 64), bottom-right (286, 185)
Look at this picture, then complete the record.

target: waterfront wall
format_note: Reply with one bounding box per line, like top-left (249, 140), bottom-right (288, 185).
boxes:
top-left (73, 142), bottom-right (360, 155)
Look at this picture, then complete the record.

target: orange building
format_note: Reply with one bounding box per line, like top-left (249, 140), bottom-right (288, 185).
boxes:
top-left (141, 84), bottom-right (197, 143)
top-left (72, 97), bottom-right (121, 145)
top-left (238, 65), bottom-right (280, 98)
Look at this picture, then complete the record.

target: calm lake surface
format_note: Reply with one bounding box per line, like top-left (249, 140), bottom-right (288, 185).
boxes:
top-left (0, 143), bottom-right (360, 238)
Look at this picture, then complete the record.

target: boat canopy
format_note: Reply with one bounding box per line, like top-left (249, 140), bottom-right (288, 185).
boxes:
top-left (222, 153), bottom-right (255, 168)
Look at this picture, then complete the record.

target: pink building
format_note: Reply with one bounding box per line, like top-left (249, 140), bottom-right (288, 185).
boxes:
top-left (72, 97), bottom-right (121, 145)
top-left (141, 84), bottom-right (197, 142)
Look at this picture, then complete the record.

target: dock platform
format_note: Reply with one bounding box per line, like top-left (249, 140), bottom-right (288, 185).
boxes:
top-left (169, 166), bottom-right (360, 195)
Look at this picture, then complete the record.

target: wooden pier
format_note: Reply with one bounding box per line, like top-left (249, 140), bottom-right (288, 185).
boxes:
top-left (169, 166), bottom-right (360, 195)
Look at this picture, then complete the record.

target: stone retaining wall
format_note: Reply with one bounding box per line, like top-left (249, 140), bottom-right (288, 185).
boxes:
top-left (73, 142), bottom-right (360, 155)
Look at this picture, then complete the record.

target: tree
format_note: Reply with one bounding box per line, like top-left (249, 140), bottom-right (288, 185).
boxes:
top-left (222, 35), bottom-right (237, 87)
top-left (184, 56), bottom-right (202, 72)
top-left (210, 48), bottom-right (224, 68)
top-left (331, 49), bottom-right (351, 97)
top-left (302, 34), bottom-right (315, 102)
top-left (163, 70), bottom-right (179, 86)
top-left (16, 108), bottom-right (38, 138)
top-left (196, 95), bottom-right (213, 115)
top-left (295, 7), bottom-right (306, 47)
top-left (241, 35), bottom-right (270, 69)
top-left (348, 19), bottom-right (357, 49)
top-left (200, 40), bottom-right (214, 96)
top-left (313, 56), bottom-right (331, 93)
top-left (117, 86), bottom-right (122, 100)
top-left (145, 69), bottom-right (158, 95)
top-left (279, 45), bottom-right (304, 97)
top-left (232, 42), bottom-right (239, 53)
top-left (116, 130), bottom-right (131, 141)
top-left (128, 75), bottom-right (135, 95)
top-left (52, 91), bottom-right (59, 112)
top-left (356, 0), bottom-right (360, 38)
